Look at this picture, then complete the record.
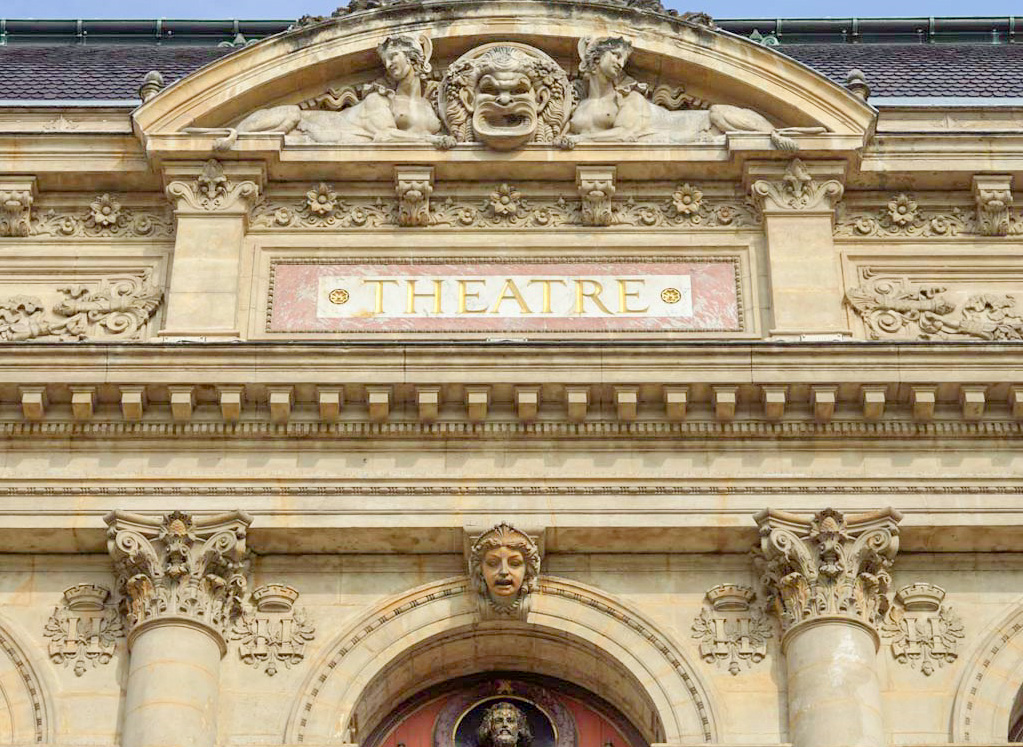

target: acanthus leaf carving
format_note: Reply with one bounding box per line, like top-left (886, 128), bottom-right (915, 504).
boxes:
top-left (845, 275), bottom-right (1023, 341)
top-left (691, 584), bottom-right (773, 675)
top-left (251, 184), bottom-right (394, 229)
top-left (105, 510), bottom-right (252, 638)
top-left (834, 193), bottom-right (969, 237)
top-left (751, 158), bottom-right (844, 213)
top-left (166, 160), bottom-right (259, 213)
top-left (753, 507), bottom-right (901, 634)
top-left (973, 176), bottom-right (1023, 237)
top-left (44, 584), bottom-right (124, 677)
top-left (881, 582), bottom-right (964, 676)
top-left (0, 272), bottom-right (163, 342)
top-left (395, 167), bottom-right (434, 227)
top-left (0, 187), bottom-right (34, 237)
top-left (577, 167), bottom-right (616, 227)
top-left (230, 584), bottom-right (316, 676)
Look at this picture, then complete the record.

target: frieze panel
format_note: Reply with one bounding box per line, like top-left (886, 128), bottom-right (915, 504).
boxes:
top-left (0, 272), bottom-right (163, 341)
top-left (31, 194), bottom-right (174, 239)
top-left (845, 274), bottom-right (1023, 341)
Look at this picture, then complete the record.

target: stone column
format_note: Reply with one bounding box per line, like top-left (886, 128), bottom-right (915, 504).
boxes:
top-left (161, 159), bottom-right (263, 339)
top-left (747, 159), bottom-right (848, 338)
top-left (753, 507), bottom-right (901, 747)
top-left (106, 510), bottom-right (252, 747)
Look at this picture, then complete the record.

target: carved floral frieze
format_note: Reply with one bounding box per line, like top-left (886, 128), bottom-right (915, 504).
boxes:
top-left (251, 182), bottom-right (759, 230)
top-left (834, 193), bottom-right (970, 238)
top-left (32, 195), bottom-right (174, 239)
top-left (44, 584), bottom-right (123, 676)
top-left (691, 584), bottom-right (773, 675)
top-left (753, 507), bottom-right (901, 633)
top-left (105, 510), bottom-right (252, 637)
top-left (846, 275), bottom-right (1023, 341)
top-left (0, 272), bottom-right (163, 342)
top-left (231, 584), bottom-right (315, 676)
top-left (881, 583), bottom-right (964, 676)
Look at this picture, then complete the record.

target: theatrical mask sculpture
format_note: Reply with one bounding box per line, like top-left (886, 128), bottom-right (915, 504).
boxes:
top-left (469, 523), bottom-right (541, 618)
top-left (477, 702), bottom-right (533, 747)
top-left (441, 43), bottom-right (572, 150)
top-left (225, 35), bottom-right (451, 147)
top-left (567, 37), bottom-right (822, 149)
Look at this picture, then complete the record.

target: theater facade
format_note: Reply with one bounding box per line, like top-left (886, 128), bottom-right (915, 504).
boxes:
top-left (1, 4), bottom-right (1023, 747)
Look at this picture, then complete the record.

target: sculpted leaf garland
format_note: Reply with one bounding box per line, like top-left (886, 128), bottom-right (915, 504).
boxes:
top-left (835, 193), bottom-right (968, 237)
top-left (251, 184), bottom-right (394, 228)
top-left (846, 276), bottom-right (1023, 341)
top-left (32, 194), bottom-right (174, 239)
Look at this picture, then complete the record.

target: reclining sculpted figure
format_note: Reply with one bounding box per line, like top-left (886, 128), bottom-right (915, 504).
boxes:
top-left (567, 37), bottom-right (822, 150)
top-left (220, 35), bottom-right (451, 147)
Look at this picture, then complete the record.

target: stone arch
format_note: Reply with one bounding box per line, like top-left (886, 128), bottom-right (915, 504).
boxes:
top-left (0, 614), bottom-right (54, 744)
top-left (952, 596), bottom-right (1023, 742)
top-left (285, 576), bottom-right (718, 745)
top-left (135, 0), bottom-right (874, 146)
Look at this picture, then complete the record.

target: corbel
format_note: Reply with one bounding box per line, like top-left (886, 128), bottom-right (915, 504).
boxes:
top-left (19, 386), bottom-right (47, 421)
top-left (713, 387), bottom-right (737, 421)
top-left (664, 386), bottom-right (689, 420)
top-left (745, 159), bottom-right (845, 216)
top-left (960, 385), bottom-right (986, 421)
top-left (394, 166), bottom-right (434, 227)
top-left (565, 387), bottom-right (589, 421)
top-left (0, 177), bottom-right (38, 237)
top-left (513, 387), bottom-right (539, 421)
top-left (219, 386), bottom-right (244, 423)
top-left (267, 386), bottom-right (293, 424)
top-left (1010, 386), bottom-right (1023, 419)
top-left (70, 386), bottom-right (96, 422)
top-left (614, 387), bottom-right (638, 421)
top-left (163, 159), bottom-right (265, 216)
top-left (910, 387), bottom-right (936, 421)
top-left (861, 385), bottom-right (886, 420)
top-left (465, 387), bottom-right (490, 422)
top-left (417, 386), bottom-right (441, 421)
top-left (168, 386), bottom-right (195, 422)
top-left (577, 166), bottom-right (616, 227)
top-left (119, 386), bottom-right (147, 422)
top-left (811, 386), bottom-right (836, 423)
top-left (318, 388), bottom-right (343, 422)
top-left (366, 386), bottom-right (391, 421)
top-left (761, 386), bottom-right (786, 420)
top-left (972, 174), bottom-right (1013, 236)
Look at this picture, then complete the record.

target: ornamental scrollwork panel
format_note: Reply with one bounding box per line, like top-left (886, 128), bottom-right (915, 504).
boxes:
top-left (0, 272), bottom-right (163, 342)
top-left (691, 584), bottom-right (773, 675)
top-left (32, 194), bottom-right (174, 239)
top-left (230, 584), bottom-right (316, 676)
top-left (845, 274), bottom-right (1023, 341)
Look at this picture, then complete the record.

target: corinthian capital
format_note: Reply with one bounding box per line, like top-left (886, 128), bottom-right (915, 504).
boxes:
top-left (750, 158), bottom-right (844, 214)
top-left (752, 507), bottom-right (901, 634)
top-left (165, 159), bottom-right (261, 214)
top-left (105, 510), bottom-right (253, 640)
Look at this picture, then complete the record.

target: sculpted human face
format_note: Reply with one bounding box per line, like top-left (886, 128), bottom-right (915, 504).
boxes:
top-left (483, 546), bottom-right (526, 598)
top-left (597, 47), bottom-right (628, 82)
top-left (487, 704), bottom-right (523, 747)
top-left (382, 47), bottom-right (413, 81)
top-left (472, 70), bottom-right (538, 150)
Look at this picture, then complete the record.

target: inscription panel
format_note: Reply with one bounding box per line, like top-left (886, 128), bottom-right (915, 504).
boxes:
top-left (267, 257), bottom-right (742, 335)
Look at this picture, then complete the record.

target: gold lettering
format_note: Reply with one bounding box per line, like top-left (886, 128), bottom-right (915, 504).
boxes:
top-left (363, 279), bottom-right (399, 314)
top-left (489, 278), bottom-right (532, 314)
top-left (527, 279), bottom-right (567, 314)
top-left (574, 279), bottom-right (614, 315)
top-left (617, 279), bottom-right (649, 314)
top-left (457, 279), bottom-right (487, 314)
top-left (406, 279), bottom-right (444, 314)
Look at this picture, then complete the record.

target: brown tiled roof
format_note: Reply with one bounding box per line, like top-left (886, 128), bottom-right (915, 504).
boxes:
top-left (1, 41), bottom-right (1022, 101)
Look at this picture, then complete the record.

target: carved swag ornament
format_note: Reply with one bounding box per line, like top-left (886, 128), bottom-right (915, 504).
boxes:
top-left (468, 522), bottom-right (541, 620)
top-left (753, 508), bottom-right (901, 633)
top-left (105, 510), bottom-right (252, 639)
top-left (846, 275), bottom-right (1023, 341)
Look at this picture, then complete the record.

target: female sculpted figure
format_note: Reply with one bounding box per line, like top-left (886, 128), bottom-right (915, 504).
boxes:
top-left (568, 37), bottom-right (813, 150)
top-left (224, 35), bottom-right (451, 147)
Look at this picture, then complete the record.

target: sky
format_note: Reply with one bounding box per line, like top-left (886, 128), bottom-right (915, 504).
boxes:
top-left (1, 0), bottom-right (1021, 19)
